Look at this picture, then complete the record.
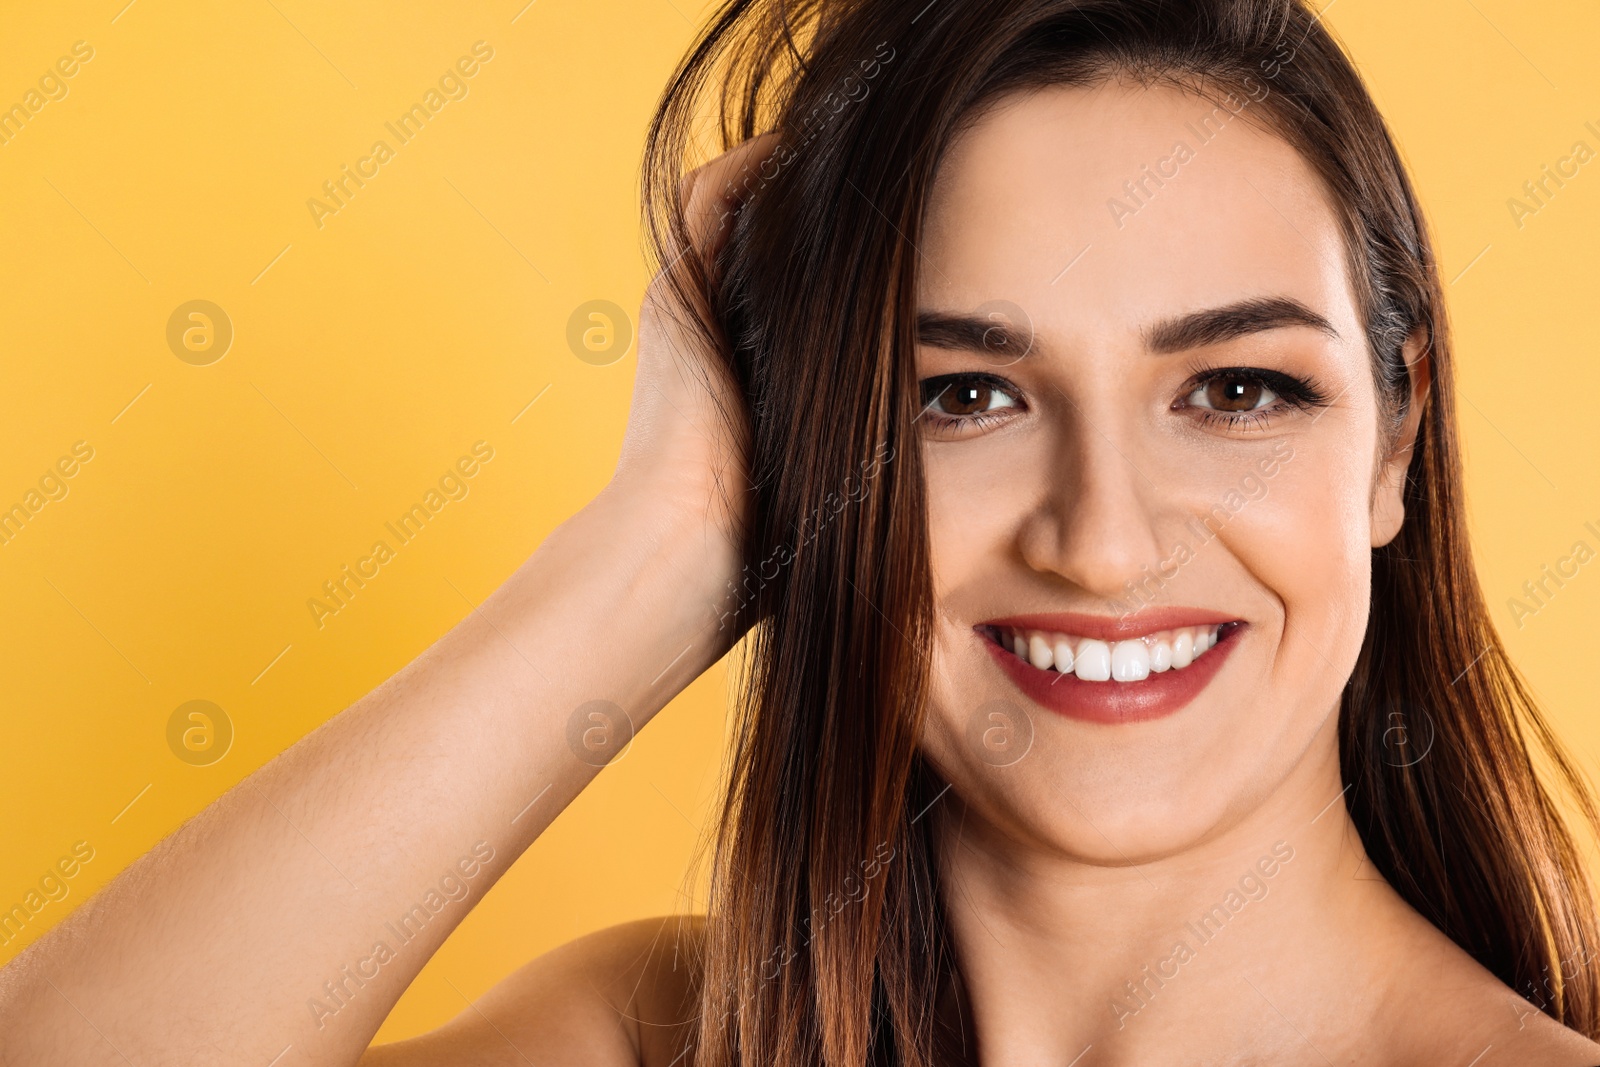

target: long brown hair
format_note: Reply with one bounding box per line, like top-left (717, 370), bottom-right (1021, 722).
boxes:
top-left (640, 1), bottom-right (1600, 1063)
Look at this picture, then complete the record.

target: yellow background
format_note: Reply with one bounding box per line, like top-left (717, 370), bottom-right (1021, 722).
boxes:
top-left (1, 0), bottom-right (1597, 1045)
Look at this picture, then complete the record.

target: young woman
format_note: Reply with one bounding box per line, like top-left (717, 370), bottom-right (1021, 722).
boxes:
top-left (5, 0), bottom-right (1599, 1064)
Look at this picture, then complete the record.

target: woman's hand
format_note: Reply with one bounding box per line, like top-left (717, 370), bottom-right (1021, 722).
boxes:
top-left (602, 134), bottom-right (782, 641)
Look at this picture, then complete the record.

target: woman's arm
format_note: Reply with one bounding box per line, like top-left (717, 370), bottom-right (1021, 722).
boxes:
top-left (357, 915), bottom-right (706, 1067)
top-left (0, 138), bottom-right (770, 1067)
top-left (0, 486), bottom-right (728, 1067)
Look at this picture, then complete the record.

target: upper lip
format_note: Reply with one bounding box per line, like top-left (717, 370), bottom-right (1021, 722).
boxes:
top-left (979, 607), bottom-right (1243, 642)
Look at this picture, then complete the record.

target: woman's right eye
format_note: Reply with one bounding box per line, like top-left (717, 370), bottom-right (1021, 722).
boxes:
top-left (919, 373), bottom-right (1024, 430)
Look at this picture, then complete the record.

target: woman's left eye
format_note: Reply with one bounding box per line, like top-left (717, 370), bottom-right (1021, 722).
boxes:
top-left (1177, 367), bottom-right (1328, 429)
top-left (1187, 376), bottom-right (1279, 413)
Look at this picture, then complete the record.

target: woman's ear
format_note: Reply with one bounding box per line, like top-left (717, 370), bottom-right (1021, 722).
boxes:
top-left (1370, 326), bottom-right (1432, 547)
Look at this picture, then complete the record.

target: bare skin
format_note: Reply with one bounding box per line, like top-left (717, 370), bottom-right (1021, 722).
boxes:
top-left (910, 82), bottom-right (1600, 1066)
top-left (2, 83), bottom-right (1597, 1067)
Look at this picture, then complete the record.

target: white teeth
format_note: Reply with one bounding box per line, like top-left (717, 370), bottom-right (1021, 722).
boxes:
top-left (1111, 640), bottom-right (1150, 682)
top-left (1073, 640), bottom-right (1112, 682)
top-left (1171, 630), bottom-right (1194, 669)
top-left (998, 623), bottom-right (1228, 683)
top-left (1028, 632), bottom-right (1053, 671)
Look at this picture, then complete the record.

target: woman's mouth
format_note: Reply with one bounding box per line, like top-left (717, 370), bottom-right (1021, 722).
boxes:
top-left (985, 622), bottom-right (1231, 682)
top-left (977, 612), bottom-right (1246, 724)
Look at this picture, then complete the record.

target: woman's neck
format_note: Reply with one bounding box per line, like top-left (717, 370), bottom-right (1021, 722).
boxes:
top-left (929, 726), bottom-right (1436, 1066)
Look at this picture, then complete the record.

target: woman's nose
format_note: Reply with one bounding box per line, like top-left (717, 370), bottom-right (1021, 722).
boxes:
top-left (1014, 413), bottom-right (1167, 603)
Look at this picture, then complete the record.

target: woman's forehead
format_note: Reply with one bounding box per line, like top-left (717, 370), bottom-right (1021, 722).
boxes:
top-left (918, 81), bottom-right (1362, 349)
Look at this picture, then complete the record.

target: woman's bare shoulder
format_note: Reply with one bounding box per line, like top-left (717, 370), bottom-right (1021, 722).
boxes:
top-left (1384, 940), bottom-right (1600, 1067)
top-left (1505, 1009), bottom-right (1600, 1067)
top-left (1446, 985), bottom-right (1600, 1067)
top-left (360, 914), bottom-right (707, 1067)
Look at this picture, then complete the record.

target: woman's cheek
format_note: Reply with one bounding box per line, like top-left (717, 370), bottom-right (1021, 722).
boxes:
top-left (1228, 440), bottom-right (1374, 684)
top-left (923, 444), bottom-right (1036, 591)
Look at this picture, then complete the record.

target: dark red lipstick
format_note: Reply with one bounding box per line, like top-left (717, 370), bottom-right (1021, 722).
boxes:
top-left (978, 610), bottom-right (1245, 724)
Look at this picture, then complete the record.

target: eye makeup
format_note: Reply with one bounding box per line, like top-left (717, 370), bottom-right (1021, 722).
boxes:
top-left (1173, 364), bottom-right (1331, 432)
top-left (916, 363), bottom-right (1332, 437)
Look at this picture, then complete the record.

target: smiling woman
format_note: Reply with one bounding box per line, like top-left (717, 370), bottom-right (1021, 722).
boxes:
top-left (636, 0), bottom-right (1600, 1062)
top-left (3, 1), bottom-right (1599, 1066)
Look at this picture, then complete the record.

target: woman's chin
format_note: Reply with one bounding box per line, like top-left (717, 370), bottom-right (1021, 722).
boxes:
top-left (926, 754), bottom-right (1259, 868)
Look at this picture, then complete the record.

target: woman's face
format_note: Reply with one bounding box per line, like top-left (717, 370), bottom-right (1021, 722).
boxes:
top-left (915, 80), bottom-right (1424, 862)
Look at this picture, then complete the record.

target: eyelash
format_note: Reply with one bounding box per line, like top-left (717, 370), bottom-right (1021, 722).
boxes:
top-left (918, 372), bottom-right (1024, 433)
top-left (916, 366), bottom-right (1331, 435)
top-left (1177, 364), bottom-right (1331, 431)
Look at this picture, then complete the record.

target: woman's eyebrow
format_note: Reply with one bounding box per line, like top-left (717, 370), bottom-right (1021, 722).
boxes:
top-left (915, 311), bottom-right (1033, 357)
top-left (1144, 296), bottom-right (1340, 353)
top-left (915, 295), bottom-right (1338, 359)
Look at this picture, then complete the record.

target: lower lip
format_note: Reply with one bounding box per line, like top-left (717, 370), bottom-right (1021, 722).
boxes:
top-left (981, 625), bottom-right (1244, 724)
